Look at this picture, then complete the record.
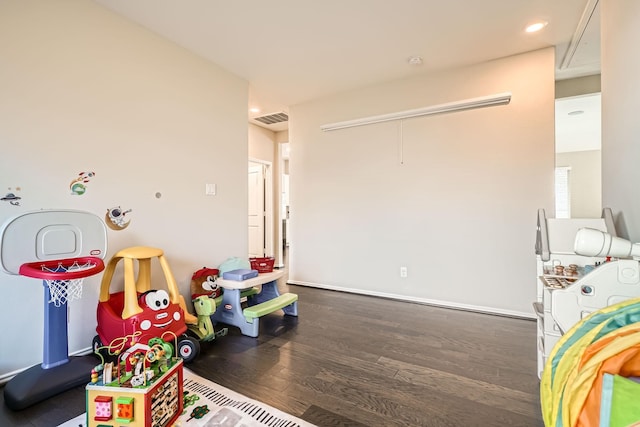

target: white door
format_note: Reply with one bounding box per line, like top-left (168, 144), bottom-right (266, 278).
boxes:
top-left (248, 162), bottom-right (265, 258)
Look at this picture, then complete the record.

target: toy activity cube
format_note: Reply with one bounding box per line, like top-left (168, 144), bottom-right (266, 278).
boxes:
top-left (85, 359), bottom-right (183, 427)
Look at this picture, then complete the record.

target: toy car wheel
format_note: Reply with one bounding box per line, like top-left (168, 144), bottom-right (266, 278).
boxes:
top-left (185, 327), bottom-right (201, 340)
top-left (177, 336), bottom-right (200, 363)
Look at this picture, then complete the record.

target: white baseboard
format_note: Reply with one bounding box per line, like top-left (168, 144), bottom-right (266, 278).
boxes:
top-left (287, 280), bottom-right (536, 320)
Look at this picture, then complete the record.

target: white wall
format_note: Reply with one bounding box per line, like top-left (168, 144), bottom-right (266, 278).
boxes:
top-left (249, 123), bottom-right (276, 163)
top-left (601, 0), bottom-right (640, 242)
top-left (0, 0), bottom-right (248, 378)
top-left (555, 150), bottom-right (602, 218)
top-left (288, 48), bottom-right (555, 317)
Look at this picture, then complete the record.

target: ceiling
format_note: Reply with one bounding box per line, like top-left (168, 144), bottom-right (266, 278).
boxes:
top-left (93, 0), bottom-right (602, 135)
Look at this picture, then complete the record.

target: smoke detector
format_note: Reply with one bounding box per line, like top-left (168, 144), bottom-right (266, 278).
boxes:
top-left (408, 56), bottom-right (423, 66)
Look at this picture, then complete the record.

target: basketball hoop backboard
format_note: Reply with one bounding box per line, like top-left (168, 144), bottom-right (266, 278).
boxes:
top-left (0, 209), bottom-right (108, 275)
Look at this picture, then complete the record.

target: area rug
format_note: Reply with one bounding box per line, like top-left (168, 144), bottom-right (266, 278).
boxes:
top-left (58, 367), bottom-right (315, 427)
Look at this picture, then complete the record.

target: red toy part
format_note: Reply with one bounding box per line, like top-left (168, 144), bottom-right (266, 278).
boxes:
top-left (192, 267), bottom-right (219, 280)
top-left (250, 257), bottom-right (275, 273)
top-left (96, 291), bottom-right (186, 353)
top-left (190, 267), bottom-right (222, 300)
top-left (94, 247), bottom-right (197, 363)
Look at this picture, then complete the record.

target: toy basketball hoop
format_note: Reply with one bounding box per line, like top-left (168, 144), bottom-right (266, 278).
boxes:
top-left (0, 210), bottom-right (108, 411)
top-left (19, 256), bottom-right (105, 307)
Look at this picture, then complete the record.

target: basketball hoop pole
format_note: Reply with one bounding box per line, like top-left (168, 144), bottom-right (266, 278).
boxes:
top-left (42, 277), bottom-right (70, 368)
top-left (16, 258), bottom-right (104, 369)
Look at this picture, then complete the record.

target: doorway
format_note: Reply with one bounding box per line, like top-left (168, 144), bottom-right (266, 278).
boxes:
top-left (554, 92), bottom-right (602, 218)
top-left (248, 160), bottom-right (273, 258)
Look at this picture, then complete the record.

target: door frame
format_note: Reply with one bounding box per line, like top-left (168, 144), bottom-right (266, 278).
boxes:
top-left (248, 158), bottom-right (274, 258)
top-left (275, 143), bottom-right (286, 268)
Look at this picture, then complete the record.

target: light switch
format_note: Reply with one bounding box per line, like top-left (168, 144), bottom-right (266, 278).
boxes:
top-left (205, 183), bottom-right (216, 196)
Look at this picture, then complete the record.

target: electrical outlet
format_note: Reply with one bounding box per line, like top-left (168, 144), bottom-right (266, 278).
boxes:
top-left (400, 266), bottom-right (408, 278)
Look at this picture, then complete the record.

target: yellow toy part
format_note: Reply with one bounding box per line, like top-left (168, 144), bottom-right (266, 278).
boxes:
top-left (544, 320), bottom-right (609, 427)
top-left (99, 246), bottom-right (197, 324)
top-left (178, 295), bottom-right (198, 325)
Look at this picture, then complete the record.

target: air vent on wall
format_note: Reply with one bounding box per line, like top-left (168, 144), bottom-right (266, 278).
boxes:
top-left (253, 112), bottom-right (288, 125)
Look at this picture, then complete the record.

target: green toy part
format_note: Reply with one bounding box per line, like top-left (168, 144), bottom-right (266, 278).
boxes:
top-left (188, 296), bottom-right (228, 342)
top-left (243, 293), bottom-right (298, 321)
top-left (600, 374), bottom-right (640, 427)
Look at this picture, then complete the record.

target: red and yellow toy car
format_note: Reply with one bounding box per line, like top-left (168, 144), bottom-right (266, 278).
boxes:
top-left (93, 246), bottom-right (201, 363)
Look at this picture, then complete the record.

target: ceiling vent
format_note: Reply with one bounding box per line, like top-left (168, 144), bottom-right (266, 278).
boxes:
top-left (253, 112), bottom-right (288, 125)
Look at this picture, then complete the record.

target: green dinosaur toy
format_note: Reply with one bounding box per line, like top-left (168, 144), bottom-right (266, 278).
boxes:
top-left (188, 296), bottom-right (228, 342)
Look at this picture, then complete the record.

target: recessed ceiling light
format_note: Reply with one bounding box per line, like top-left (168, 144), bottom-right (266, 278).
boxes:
top-left (568, 110), bottom-right (585, 116)
top-left (249, 107), bottom-right (260, 113)
top-left (525, 21), bottom-right (548, 33)
top-left (408, 56), bottom-right (423, 66)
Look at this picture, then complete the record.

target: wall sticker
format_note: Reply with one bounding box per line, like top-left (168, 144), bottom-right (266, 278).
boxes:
top-left (1, 187), bottom-right (22, 206)
top-left (105, 206), bottom-right (132, 230)
top-left (70, 171), bottom-right (95, 195)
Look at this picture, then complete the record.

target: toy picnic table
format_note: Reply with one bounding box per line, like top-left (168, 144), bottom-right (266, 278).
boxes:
top-left (211, 270), bottom-right (298, 337)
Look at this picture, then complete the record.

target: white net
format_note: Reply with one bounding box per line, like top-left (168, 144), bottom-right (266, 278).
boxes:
top-left (46, 278), bottom-right (83, 307)
top-left (42, 260), bottom-right (96, 307)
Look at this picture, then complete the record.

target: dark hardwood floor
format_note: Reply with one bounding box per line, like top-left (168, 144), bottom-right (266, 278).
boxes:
top-left (1, 276), bottom-right (544, 426)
